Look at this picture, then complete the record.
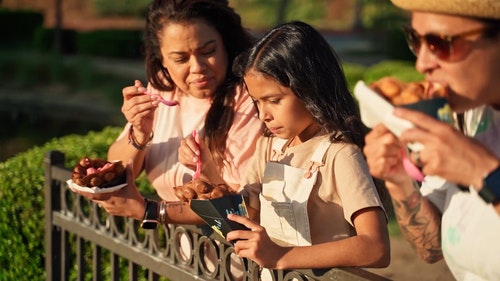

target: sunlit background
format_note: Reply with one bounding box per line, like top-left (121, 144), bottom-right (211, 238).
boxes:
top-left (0, 0), bottom-right (412, 161)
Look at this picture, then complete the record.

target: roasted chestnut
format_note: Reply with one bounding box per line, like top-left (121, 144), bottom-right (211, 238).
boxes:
top-left (71, 156), bottom-right (126, 188)
top-left (173, 178), bottom-right (236, 202)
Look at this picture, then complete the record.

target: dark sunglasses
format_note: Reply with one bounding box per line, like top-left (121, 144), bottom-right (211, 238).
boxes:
top-left (403, 25), bottom-right (490, 61)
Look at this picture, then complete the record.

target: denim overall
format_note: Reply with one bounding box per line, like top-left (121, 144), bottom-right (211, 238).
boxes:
top-left (259, 138), bottom-right (331, 246)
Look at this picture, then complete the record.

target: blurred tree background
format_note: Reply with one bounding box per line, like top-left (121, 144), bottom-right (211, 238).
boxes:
top-left (1, 0), bottom-right (409, 32)
top-left (0, 0), bottom-right (415, 162)
top-left (0, 3), bottom-right (438, 280)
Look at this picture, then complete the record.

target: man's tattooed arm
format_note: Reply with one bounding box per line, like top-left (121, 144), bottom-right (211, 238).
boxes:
top-left (392, 184), bottom-right (443, 263)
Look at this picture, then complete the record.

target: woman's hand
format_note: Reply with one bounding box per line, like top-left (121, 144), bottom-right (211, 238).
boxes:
top-left (70, 161), bottom-right (146, 220)
top-left (395, 107), bottom-right (499, 188)
top-left (121, 80), bottom-right (160, 140)
top-left (226, 214), bottom-right (289, 269)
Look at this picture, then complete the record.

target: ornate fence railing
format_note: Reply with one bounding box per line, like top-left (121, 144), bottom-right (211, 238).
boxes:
top-left (44, 150), bottom-right (389, 281)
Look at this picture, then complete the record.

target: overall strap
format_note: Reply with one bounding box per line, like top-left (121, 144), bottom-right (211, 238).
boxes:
top-left (304, 139), bottom-right (331, 179)
top-left (270, 138), bottom-right (289, 161)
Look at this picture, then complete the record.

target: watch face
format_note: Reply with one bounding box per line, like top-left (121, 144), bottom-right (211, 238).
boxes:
top-left (141, 219), bottom-right (158, 229)
top-left (141, 220), bottom-right (158, 229)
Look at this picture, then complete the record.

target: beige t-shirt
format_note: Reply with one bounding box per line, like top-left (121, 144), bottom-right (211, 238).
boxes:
top-left (116, 84), bottom-right (263, 200)
top-left (241, 133), bottom-right (385, 244)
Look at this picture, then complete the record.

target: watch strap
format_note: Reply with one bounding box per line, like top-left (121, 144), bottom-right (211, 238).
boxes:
top-left (140, 199), bottom-right (159, 229)
top-left (479, 166), bottom-right (500, 204)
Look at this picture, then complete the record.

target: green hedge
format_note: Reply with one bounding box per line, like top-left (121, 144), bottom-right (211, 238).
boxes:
top-left (0, 9), bottom-right (44, 49)
top-left (33, 27), bottom-right (78, 54)
top-left (0, 51), bottom-right (134, 105)
top-left (31, 28), bottom-right (144, 58)
top-left (77, 29), bottom-right (144, 58)
top-left (343, 60), bottom-right (423, 92)
top-left (362, 60), bottom-right (423, 83)
top-left (0, 126), bottom-right (153, 281)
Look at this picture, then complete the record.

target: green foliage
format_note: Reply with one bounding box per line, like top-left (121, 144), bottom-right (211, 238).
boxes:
top-left (285, 0), bottom-right (328, 25)
top-left (359, 0), bottom-right (415, 60)
top-left (91, 0), bottom-right (151, 17)
top-left (0, 51), bottom-right (132, 104)
top-left (33, 27), bottom-right (143, 58)
top-left (231, 0), bottom-right (328, 29)
top-left (77, 29), bottom-right (144, 59)
top-left (0, 126), bottom-right (154, 281)
top-left (360, 0), bottom-right (408, 31)
top-left (343, 63), bottom-right (367, 93)
top-left (0, 9), bottom-right (44, 49)
top-left (0, 52), bottom-right (68, 88)
top-left (33, 27), bottom-right (78, 54)
top-left (14, 56), bottom-right (42, 87)
top-left (362, 60), bottom-right (423, 83)
top-left (0, 127), bottom-right (117, 280)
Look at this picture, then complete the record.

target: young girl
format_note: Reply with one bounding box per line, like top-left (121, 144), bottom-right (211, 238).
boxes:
top-left (225, 21), bottom-right (391, 270)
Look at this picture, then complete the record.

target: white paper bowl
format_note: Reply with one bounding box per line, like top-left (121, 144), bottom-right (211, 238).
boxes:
top-left (66, 179), bottom-right (127, 194)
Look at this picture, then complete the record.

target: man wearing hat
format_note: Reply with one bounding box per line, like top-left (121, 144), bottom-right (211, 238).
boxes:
top-left (363, 0), bottom-right (500, 280)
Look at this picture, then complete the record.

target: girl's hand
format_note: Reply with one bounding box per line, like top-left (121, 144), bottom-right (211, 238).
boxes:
top-left (178, 130), bottom-right (202, 172)
top-left (178, 131), bottom-right (225, 184)
top-left (121, 80), bottom-right (160, 139)
top-left (395, 108), bottom-right (499, 188)
top-left (226, 214), bottom-right (289, 269)
top-left (70, 161), bottom-right (146, 220)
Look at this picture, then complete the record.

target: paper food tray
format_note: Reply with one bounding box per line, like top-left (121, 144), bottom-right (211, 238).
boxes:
top-left (67, 179), bottom-right (127, 194)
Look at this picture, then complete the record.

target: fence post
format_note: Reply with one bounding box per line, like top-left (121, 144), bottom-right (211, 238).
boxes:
top-left (44, 150), bottom-right (65, 281)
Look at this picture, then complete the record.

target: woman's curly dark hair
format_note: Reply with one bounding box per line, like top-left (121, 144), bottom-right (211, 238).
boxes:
top-left (144, 0), bottom-right (254, 165)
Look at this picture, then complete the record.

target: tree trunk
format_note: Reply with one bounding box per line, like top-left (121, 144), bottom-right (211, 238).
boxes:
top-left (276, 0), bottom-right (291, 25)
top-left (54, 0), bottom-right (62, 54)
top-left (353, 0), bottom-right (364, 31)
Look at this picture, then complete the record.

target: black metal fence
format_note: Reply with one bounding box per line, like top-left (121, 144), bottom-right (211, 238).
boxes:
top-left (44, 150), bottom-right (389, 281)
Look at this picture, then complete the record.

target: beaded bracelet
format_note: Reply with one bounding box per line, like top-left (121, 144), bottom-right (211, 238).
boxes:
top-left (128, 126), bottom-right (154, 150)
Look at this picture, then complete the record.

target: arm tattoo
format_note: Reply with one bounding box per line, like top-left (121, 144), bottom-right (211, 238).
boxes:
top-left (392, 185), bottom-right (443, 263)
top-left (166, 202), bottom-right (185, 213)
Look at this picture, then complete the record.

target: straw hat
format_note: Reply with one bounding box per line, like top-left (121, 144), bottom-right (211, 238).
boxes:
top-left (391, 0), bottom-right (500, 19)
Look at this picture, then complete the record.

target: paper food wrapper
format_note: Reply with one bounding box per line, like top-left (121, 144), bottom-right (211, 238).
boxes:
top-left (354, 81), bottom-right (416, 135)
top-left (190, 194), bottom-right (249, 239)
top-left (354, 80), bottom-right (424, 151)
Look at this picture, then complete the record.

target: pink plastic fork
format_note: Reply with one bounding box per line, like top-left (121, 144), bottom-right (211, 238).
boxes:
top-left (144, 91), bottom-right (179, 106)
top-left (192, 130), bottom-right (201, 179)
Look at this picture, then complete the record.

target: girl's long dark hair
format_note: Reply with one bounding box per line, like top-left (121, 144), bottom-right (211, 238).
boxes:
top-left (144, 0), bottom-right (254, 165)
top-left (233, 21), bottom-right (391, 213)
top-left (234, 21), bottom-right (366, 147)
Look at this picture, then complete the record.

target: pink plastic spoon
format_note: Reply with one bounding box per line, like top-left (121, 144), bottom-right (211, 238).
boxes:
top-left (144, 91), bottom-right (179, 106)
top-left (401, 150), bottom-right (424, 182)
top-left (192, 130), bottom-right (201, 179)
